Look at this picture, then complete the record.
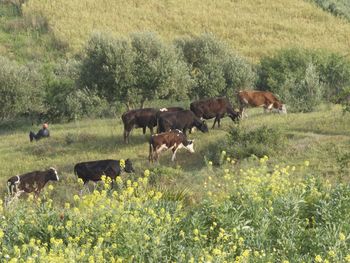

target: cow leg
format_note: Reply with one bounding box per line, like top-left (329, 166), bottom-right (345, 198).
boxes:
top-left (123, 130), bottom-right (129, 144)
top-left (212, 117), bottom-right (217, 129)
top-left (171, 147), bottom-right (179, 162)
top-left (217, 117), bottom-right (221, 128)
top-left (142, 127), bottom-right (146, 135)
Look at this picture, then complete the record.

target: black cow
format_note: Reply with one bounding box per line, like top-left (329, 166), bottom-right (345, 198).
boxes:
top-left (7, 167), bottom-right (59, 199)
top-left (190, 97), bottom-right (240, 128)
top-left (74, 159), bottom-right (134, 190)
top-left (156, 107), bottom-right (184, 133)
top-left (158, 110), bottom-right (209, 135)
top-left (122, 108), bottom-right (158, 143)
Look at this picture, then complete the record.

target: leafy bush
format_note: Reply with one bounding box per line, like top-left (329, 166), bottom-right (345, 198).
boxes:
top-left (175, 33), bottom-right (255, 99)
top-left (79, 32), bottom-right (193, 109)
top-left (258, 48), bottom-right (350, 112)
top-left (205, 125), bottom-right (286, 164)
top-left (312, 0), bottom-right (350, 21)
top-left (0, 56), bottom-right (43, 120)
top-left (44, 60), bottom-right (109, 122)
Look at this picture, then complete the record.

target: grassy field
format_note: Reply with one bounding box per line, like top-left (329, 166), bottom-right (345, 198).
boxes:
top-left (22, 0), bottom-right (350, 61)
top-left (1, 104), bottom-right (350, 261)
top-left (1, 104), bottom-right (349, 202)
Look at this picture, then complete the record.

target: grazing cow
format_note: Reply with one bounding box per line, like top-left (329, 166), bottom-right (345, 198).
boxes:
top-left (156, 107), bottom-right (184, 133)
top-left (157, 110), bottom-right (209, 135)
top-left (149, 130), bottom-right (194, 162)
top-left (237, 90), bottom-right (287, 118)
top-left (122, 108), bottom-right (158, 143)
top-left (190, 97), bottom-right (240, 129)
top-left (74, 159), bottom-right (134, 189)
top-left (7, 167), bottom-right (59, 199)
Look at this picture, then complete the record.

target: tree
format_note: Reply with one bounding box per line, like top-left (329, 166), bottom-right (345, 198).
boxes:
top-left (175, 33), bottom-right (255, 100)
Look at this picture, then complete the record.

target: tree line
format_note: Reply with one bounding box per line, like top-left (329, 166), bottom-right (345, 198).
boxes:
top-left (0, 32), bottom-right (350, 123)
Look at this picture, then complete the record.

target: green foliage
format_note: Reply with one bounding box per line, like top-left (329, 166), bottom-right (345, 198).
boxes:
top-left (0, 56), bottom-right (42, 120)
top-left (258, 49), bottom-right (350, 112)
top-left (175, 34), bottom-right (255, 99)
top-left (79, 32), bottom-right (192, 109)
top-left (44, 60), bottom-right (109, 122)
top-left (312, 0), bottom-right (350, 21)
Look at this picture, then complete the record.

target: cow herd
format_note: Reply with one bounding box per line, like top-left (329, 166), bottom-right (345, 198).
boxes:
top-left (6, 90), bottom-right (286, 201)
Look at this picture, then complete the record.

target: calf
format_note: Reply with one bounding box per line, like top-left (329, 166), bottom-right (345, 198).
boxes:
top-left (121, 108), bottom-right (158, 143)
top-left (7, 167), bottom-right (59, 199)
top-left (149, 130), bottom-right (194, 162)
top-left (237, 90), bottom-right (287, 118)
top-left (190, 97), bottom-right (240, 128)
top-left (74, 159), bottom-right (134, 189)
top-left (158, 110), bottom-right (209, 135)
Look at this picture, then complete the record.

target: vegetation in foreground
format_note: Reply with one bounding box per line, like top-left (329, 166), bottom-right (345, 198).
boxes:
top-left (0, 105), bottom-right (349, 261)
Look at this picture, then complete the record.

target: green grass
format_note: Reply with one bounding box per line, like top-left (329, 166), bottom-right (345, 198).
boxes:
top-left (312, 0), bottom-right (350, 21)
top-left (1, 104), bottom-right (349, 203)
top-left (0, 3), bottom-right (65, 63)
top-left (22, 0), bottom-right (350, 61)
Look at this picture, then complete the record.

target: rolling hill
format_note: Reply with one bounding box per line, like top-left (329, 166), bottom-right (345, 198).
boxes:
top-left (22, 0), bottom-right (350, 61)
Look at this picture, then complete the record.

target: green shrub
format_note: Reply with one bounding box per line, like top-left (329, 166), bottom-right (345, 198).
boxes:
top-left (175, 33), bottom-right (255, 99)
top-left (258, 48), bottom-right (350, 112)
top-left (79, 32), bottom-right (193, 110)
top-left (0, 56), bottom-right (43, 120)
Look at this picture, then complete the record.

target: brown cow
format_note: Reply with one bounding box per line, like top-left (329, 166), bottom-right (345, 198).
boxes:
top-left (190, 97), bottom-right (240, 128)
top-left (149, 129), bottom-right (195, 162)
top-left (121, 108), bottom-right (158, 143)
top-left (7, 167), bottom-right (59, 199)
top-left (237, 90), bottom-right (287, 118)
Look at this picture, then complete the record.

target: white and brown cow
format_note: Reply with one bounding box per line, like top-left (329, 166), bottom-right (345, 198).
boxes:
top-left (237, 90), bottom-right (287, 118)
top-left (7, 167), bottom-right (59, 199)
top-left (149, 129), bottom-right (195, 162)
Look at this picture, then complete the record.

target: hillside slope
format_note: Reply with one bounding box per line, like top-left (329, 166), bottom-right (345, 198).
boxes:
top-left (23, 0), bottom-right (350, 60)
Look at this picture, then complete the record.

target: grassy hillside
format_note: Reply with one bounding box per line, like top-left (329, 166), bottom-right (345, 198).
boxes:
top-left (23, 0), bottom-right (350, 60)
top-left (0, 3), bottom-right (65, 63)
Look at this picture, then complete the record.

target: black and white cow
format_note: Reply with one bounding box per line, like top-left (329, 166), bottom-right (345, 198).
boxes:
top-left (7, 167), bottom-right (59, 199)
top-left (149, 130), bottom-right (194, 162)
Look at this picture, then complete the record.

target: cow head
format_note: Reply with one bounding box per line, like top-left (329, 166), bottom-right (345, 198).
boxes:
top-left (48, 167), bottom-right (59, 181)
top-left (228, 110), bottom-right (240, 122)
top-left (184, 139), bottom-right (195, 153)
top-left (280, 104), bottom-right (287, 114)
top-left (124, 159), bottom-right (135, 173)
top-left (197, 120), bottom-right (209, 133)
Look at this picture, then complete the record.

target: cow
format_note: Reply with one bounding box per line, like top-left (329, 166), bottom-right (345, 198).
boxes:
top-left (190, 97), bottom-right (240, 129)
top-left (121, 108), bottom-right (158, 143)
top-left (74, 159), bottom-right (134, 191)
top-left (156, 107), bottom-right (184, 133)
top-left (149, 129), bottom-right (195, 162)
top-left (157, 110), bottom-right (209, 135)
top-left (7, 167), bottom-right (59, 199)
top-left (237, 90), bottom-right (287, 118)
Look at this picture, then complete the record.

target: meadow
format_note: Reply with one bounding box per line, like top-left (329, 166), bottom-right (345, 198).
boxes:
top-left (0, 104), bottom-right (349, 261)
top-left (22, 0), bottom-right (350, 61)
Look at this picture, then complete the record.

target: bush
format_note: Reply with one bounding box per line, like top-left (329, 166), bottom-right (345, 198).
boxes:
top-left (44, 60), bottom-right (109, 122)
top-left (79, 32), bottom-right (193, 109)
top-left (175, 33), bottom-right (255, 99)
top-left (258, 48), bottom-right (350, 112)
top-left (0, 56), bottom-right (43, 120)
